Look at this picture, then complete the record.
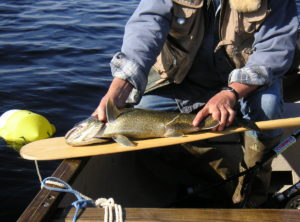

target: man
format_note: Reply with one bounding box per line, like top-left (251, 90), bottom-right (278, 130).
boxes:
top-left (93, 0), bottom-right (299, 207)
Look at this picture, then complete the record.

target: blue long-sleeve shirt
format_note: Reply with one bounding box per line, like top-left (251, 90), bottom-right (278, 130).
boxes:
top-left (110, 0), bottom-right (298, 111)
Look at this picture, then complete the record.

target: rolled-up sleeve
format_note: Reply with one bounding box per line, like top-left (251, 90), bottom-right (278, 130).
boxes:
top-left (110, 0), bottom-right (173, 103)
top-left (229, 0), bottom-right (299, 86)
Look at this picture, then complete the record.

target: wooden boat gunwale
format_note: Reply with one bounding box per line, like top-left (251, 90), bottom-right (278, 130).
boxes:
top-left (17, 158), bottom-right (89, 222)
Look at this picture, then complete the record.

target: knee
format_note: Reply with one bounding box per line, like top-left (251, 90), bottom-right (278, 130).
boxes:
top-left (241, 80), bottom-right (283, 120)
top-left (260, 93), bottom-right (283, 119)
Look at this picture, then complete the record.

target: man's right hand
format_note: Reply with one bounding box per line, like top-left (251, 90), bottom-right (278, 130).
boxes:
top-left (92, 77), bottom-right (133, 122)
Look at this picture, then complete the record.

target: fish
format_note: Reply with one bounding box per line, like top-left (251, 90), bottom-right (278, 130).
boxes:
top-left (65, 99), bottom-right (220, 147)
top-left (66, 99), bottom-right (260, 147)
top-left (65, 116), bottom-right (110, 146)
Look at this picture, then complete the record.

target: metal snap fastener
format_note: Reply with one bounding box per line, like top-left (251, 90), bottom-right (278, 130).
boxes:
top-left (177, 17), bottom-right (185, 25)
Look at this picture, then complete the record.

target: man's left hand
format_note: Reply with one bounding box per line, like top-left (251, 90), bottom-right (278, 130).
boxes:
top-left (193, 83), bottom-right (258, 131)
top-left (193, 90), bottom-right (237, 131)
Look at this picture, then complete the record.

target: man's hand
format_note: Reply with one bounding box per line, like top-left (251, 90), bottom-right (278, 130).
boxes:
top-left (92, 77), bottom-right (133, 122)
top-left (193, 83), bottom-right (258, 131)
top-left (193, 90), bottom-right (237, 131)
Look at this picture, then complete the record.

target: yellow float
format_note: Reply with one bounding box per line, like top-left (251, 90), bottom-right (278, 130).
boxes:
top-left (0, 109), bottom-right (55, 149)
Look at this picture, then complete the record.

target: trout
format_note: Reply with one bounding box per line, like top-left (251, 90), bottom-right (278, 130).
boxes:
top-left (65, 99), bottom-right (220, 147)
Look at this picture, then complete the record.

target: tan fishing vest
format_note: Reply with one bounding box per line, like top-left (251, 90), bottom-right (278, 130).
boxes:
top-left (146, 0), bottom-right (269, 92)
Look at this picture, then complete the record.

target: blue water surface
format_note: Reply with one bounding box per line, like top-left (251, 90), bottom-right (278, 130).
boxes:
top-left (0, 0), bottom-right (138, 221)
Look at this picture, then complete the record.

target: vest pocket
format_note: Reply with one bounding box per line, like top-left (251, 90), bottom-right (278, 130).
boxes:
top-left (149, 0), bottom-right (205, 89)
top-left (170, 0), bottom-right (204, 40)
top-left (153, 39), bottom-right (189, 83)
top-left (220, 0), bottom-right (269, 68)
top-left (242, 0), bottom-right (269, 33)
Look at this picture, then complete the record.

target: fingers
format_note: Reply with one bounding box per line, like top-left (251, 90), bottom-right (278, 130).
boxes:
top-left (215, 104), bottom-right (236, 131)
top-left (226, 106), bottom-right (236, 127)
top-left (193, 91), bottom-right (237, 132)
top-left (92, 97), bottom-right (108, 122)
top-left (92, 77), bottom-right (134, 122)
top-left (216, 105), bottom-right (227, 131)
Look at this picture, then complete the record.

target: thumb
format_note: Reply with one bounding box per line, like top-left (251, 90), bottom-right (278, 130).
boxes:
top-left (92, 99), bottom-right (107, 122)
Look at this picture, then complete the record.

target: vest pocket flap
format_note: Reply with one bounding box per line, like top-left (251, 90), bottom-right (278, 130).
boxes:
top-left (172, 0), bottom-right (204, 18)
top-left (243, 10), bottom-right (268, 23)
top-left (242, 0), bottom-right (268, 32)
top-left (172, 0), bottom-right (204, 9)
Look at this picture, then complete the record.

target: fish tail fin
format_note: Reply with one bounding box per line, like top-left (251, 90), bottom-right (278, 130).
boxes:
top-left (106, 99), bottom-right (121, 123)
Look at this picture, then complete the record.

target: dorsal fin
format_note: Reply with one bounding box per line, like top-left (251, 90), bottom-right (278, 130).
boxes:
top-left (106, 99), bottom-right (121, 123)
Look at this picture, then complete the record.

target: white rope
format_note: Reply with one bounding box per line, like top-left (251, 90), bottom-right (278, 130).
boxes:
top-left (34, 160), bottom-right (43, 183)
top-left (34, 161), bottom-right (123, 222)
top-left (95, 198), bottom-right (123, 222)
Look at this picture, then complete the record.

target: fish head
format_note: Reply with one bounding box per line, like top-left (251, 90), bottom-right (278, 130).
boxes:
top-left (65, 116), bottom-right (109, 146)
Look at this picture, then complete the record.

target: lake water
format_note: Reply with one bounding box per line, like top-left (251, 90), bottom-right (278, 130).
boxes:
top-left (0, 0), bottom-right (138, 221)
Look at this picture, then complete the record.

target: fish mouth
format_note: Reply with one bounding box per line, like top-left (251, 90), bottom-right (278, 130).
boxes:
top-left (66, 137), bottom-right (111, 146)
top-left (64, 117), bottom-right (93, 140)
top-left (64, 125), bottom-right (86, 141)
top-left (65, 116), bottom-right (108, 146)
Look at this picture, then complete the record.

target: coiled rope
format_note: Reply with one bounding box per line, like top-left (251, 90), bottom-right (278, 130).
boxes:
top-left (35, 160), bottom-right (123, 222)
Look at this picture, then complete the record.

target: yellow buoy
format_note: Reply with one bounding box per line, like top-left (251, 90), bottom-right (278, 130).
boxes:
top-left (0, 109), bottom-right (56, 150)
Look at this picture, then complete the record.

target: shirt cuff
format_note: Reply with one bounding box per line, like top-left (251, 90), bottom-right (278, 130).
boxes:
top-left (110, 52), bottom-right (147, 104)
top-left (228, 66), bottom-right (272, 86)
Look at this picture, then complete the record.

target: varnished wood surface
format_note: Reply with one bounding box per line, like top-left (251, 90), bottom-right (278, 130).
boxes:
top-left (52, 208), bottom-right (300, 222)
top-left (20, 117), bottom-right (300, 160)
top-left (17, 158), bottom-right (89, 222)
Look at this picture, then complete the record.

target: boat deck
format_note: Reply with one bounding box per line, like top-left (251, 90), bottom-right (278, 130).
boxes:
top-left (17, 156), bottom-right (300, 222)
top-left (52, 208), bottom-right (300, 222)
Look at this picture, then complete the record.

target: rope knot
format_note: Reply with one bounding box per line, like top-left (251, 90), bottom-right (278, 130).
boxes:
top-left (72, 199), bottom-right (92, 209)
top-left (95, 197), bottom-right (115, 208)
top-left (41, 177), bottom-right (123, 222)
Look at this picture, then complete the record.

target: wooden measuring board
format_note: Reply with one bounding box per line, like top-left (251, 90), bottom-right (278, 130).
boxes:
top-left (20, 117), bottom-right (300, 161)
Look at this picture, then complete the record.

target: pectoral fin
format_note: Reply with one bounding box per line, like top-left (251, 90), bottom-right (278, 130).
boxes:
top-left (112, 135), bottom-right (136, 147)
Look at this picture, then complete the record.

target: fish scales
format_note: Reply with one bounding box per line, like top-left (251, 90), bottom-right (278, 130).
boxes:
top-left (103, 109), bottom-right (198, 139)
